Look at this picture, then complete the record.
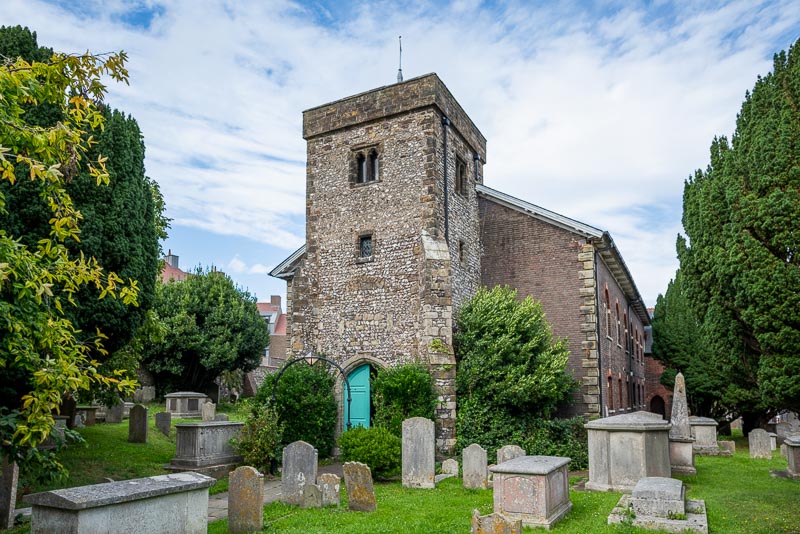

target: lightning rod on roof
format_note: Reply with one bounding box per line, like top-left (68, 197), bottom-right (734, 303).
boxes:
top-left (397, 35), bottom-right (403, 83)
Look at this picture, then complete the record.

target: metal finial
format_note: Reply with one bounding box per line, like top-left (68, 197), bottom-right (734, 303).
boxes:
top-left (397, 35), bottom-right (403, 83)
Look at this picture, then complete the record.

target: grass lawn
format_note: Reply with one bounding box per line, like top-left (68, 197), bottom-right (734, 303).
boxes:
top-left (11, 420), bottom-right (799, 534)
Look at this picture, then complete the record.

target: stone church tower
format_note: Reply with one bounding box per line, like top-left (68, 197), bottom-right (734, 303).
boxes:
top-left (271, 74), bottom-right (486, 453)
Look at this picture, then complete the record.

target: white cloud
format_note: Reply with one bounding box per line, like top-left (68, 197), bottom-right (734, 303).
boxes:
top-left (4, 0), bottom-right (799, 305)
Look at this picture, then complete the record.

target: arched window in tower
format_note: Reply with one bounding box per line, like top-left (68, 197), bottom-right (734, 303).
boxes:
top-left (368, 149), bottom-right (379, 182)
top-left (356, 153), bottom-right (367, 183)
top-left (455, 157), bottom-right (467, 195)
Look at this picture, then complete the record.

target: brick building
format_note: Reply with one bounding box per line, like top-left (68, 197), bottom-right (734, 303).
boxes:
top-left (270, 73), bottom-right (649, 452)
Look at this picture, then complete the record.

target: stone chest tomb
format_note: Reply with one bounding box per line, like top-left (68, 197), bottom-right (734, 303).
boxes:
top-left (164, 392), bottom-right (210, 418)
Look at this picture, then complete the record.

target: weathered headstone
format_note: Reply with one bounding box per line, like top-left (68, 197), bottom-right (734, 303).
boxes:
top-left (155, 411), bottom-right (171, 437)
top-left (471, 509), bottom-right (522, 534)
top-left (228, 466), bottom-right (264, 533)
top-left (343, 461), bottom-right (376, 512)
top-left (128, 405), bottom-right (148, 443)
top-left (302, 484), bottom-right (322, 508)
top-left (608, 477), bottom-right (708, 533)
top-left (214, 413), bottom-right (229, 422)
top-left (749, 429), bottom-right (772, 459)
top-left (719, 440), bottom-right (736, 455)
top-left (106, 403), bottom-right (124, 424)
top-left (133, 386), bottom-right (156, 404)
top-left (281, 441), bottom-right (318, 506)
top-left (463, 443), bottom-right (488, 489)
top-left (497, 444), bottom-right (525, 465)
top-left (442, 458), bottom-right (459, 476)
top-left (201, 402), bottom-right (216, 422)
top-left (768, 432), bottom-right (777, 451)
top-left (73, 413), bottom-right (85, 429)
top-left (317, 473), bottom-right (341, 507)
top-left (669, 373), bottom-right (696, 474)
top-left (402, 417), bottom-right (435, 488)
top-left (0, 456), bottom-right (18, 530)
top-left (785, 436), bottom-right (800, 477)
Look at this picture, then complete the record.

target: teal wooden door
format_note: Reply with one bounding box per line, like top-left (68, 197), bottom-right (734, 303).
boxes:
top-left (344, 365), bottom-right (370, 429)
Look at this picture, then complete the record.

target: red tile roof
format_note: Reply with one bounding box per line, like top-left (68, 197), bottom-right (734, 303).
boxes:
top-left (273, 313), bottom-right (287, 335)
top-left (257, 302), bottom-right (281, 314)
top-left (160, 262), bottom-right (189, 283)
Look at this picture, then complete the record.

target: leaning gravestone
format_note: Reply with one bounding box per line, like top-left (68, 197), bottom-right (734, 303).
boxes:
top-left (497, 445), bottom-right (525, 465)
top-left (463, 444), bottom-right (488, 489)
top-left (128, 405), bottom-right (148, 444)
top-left (155, 412), bottom-right (171, 437)
top-left (214, 413), bottom-right (229, 422)
top-left (402, 417), bottom-right (435, 488)
top-left (281, 441), bottom-right (318, 506)
top-left (1, 456), bottom-right (18, 530)
top-left (201, 402), bottom-right (216, 422)
top-left (317, 473), bottom-right (341, 507)
top-left (749, 429), bottom-right (772, 459)
top-left (343, 461), bottom-right (376, 512)
top-left (106, 403), bottom-right (124, 424)
top-left (228, 466), bottom-right (264, 534)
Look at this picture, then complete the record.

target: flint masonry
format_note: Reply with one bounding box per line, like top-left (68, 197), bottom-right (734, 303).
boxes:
top-left (271, 73), bottom-right (650, 454)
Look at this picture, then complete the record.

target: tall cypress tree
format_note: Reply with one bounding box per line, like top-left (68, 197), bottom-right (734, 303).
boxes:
top-left (677, 40), bottom-right (800, 432)
top-left (0, 26), bottom-right (165, 393)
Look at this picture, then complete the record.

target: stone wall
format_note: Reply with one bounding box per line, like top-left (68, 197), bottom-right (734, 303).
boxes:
top-left (478, 198), bottom-right (595, 417)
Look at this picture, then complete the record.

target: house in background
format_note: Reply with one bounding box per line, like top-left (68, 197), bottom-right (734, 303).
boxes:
top-left (160, 250), bottom-right (189, 283)
top-left (270, 73), bottom-right (650, 452)
top-left (244, 296), bottom-right (288, 396)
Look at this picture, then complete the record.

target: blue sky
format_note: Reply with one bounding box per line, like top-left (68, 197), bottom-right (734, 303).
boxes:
top-left (3, 0), bottom-right (799, 306)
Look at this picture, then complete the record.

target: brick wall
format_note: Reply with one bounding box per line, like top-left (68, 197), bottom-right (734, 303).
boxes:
top-left (478, 198), bottom-right (594, 416)
top-left (644, 354), bottom-right (672, 418)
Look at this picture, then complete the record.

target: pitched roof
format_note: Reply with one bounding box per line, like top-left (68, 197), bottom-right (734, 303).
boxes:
top-left (273, 313), bottom-right (287, 335)
top-left (269, 244), bottom-right (306, 279)
top-left (257, 302), bottom-right (281, 314)
top-left (160, 262), bottom-right (189, 283)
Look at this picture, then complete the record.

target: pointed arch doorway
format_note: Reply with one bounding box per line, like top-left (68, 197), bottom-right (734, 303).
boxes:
top-left (344, 364), bottom-right (371, 429)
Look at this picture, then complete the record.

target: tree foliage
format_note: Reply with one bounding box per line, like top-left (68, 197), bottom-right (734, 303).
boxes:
top-left (676, 40), bottom-right (800, 430)
top-left (0, 26), bottom-right (166, 405)
top-left (454, 286), bottom-right (577, 454)
top-left (372, 363), bottom-right (437, 437)
top-left (0, 39), bottom-right (138, 460)
top-left (651, 270), bottom-right (727, 418)
top-left (141, 269), bottom-right (269, 393)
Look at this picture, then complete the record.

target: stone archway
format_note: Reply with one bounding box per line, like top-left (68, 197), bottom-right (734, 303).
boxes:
top-left (650, 395), bottom-right (666, 419)
top-left (333, 355), bottom-right (387, 443)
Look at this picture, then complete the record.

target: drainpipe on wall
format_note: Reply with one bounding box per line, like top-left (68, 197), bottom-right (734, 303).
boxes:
top-left (442, 115), bottom-right (451, 243)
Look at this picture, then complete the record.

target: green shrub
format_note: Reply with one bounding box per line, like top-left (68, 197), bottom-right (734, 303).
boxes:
top-left (257, 362), bottom-right (337, 457)
top-left (455, 398), bottom-right (524, 461)
top-left (520, 417), bottom-right (588, 470)
top-left (338, 426), bottom-right (401, 479)
top-left (372, 363), bottom-right (437, 436)
top-left (232, 404), bottom-right (284, 473)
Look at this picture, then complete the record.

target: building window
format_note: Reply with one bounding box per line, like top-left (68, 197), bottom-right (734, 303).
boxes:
top-left (604, 287), bottom-right (612, 340)
top-left (455, 157), bottom-right (467, 195)
top-left (608, 375), bottom-right (614, 411)
top-left (458, 240), bottom-right (466, 264)
top-left (353, 146), bottom-right (380, 184)
top-left (615, 301), bottom-right (621, 346)
top-left (359, 234), bottom-right (373, 258)
top-left (618, 377), bottom-right (623, 409)
top-left (624, 313), bottom-right (629, 352)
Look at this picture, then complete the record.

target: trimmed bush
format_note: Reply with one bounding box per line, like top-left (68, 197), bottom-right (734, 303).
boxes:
top-left (520, 417), bottom-right (588, 470)
top-left (232, 404), bottom-right (284, 473)
top-left (372, 363), bottom-right (437, 436)
top-left (257, 362), bottom-right (337, 457)
top-left (338, 426), bottom-right (401, 479)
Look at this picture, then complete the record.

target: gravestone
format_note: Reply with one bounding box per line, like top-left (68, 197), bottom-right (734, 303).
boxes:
top-left (442, 459), bottom-right (459, 476)
top-left (689, 416), bottom-right (723, 455)
top-left (228, 466), bottom-right (264, 534)
top-left (75, 406), bottom-right (98, 426)
top-left (106, 403), bottom-right (124, 424)
top-left (155, 412), bottom-right (171, 437)
top-left (471, 509), bottom-right (522, 534)
top-left (317, 473), bottom-right (340, 507)
top-left (719, 440), bottom-right (736, 455)
top-left (73, 413), bottom-right (85, 428)
top-left (749, 429), bottom-right (772, 459)
top-left (463, 444), bottom-right (488, 489)
top-left (402, 417), bottom-right (435, 488)
top-left (164, 392), bottom-right (209, 418)
top-left (785, 436), bottom-right (800, 478)
top-left (343, 461), bottom-right (376, 512)
top-left (1, 456), bottom-right (18, 529)
top-left (302, 484), bottom-right (322, 508)
top-left (669, 373), bottom-right (696, 475)
top-left (608, 477), bottom-right (708, 533)
top-left (128, 405), bottom-right (148, 443)
top-left (585, 411), bottom-right (671, 492)
top-left (201, 402), bottom-right (216, 422)
top-left (768, 432), bottom-right (777, 451)
top-left (133, 386), bottom-right (156, 404)
top-left (490, 456), bottom-right (572, 529)
top-left (281, 441), bottom-right (318, 506)
top-left (497, 445), bottom-right (526, 465)
top-left (168, 421), bottom-right (244, 478)
top-left (214, 414), bottom-right (229, 422)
